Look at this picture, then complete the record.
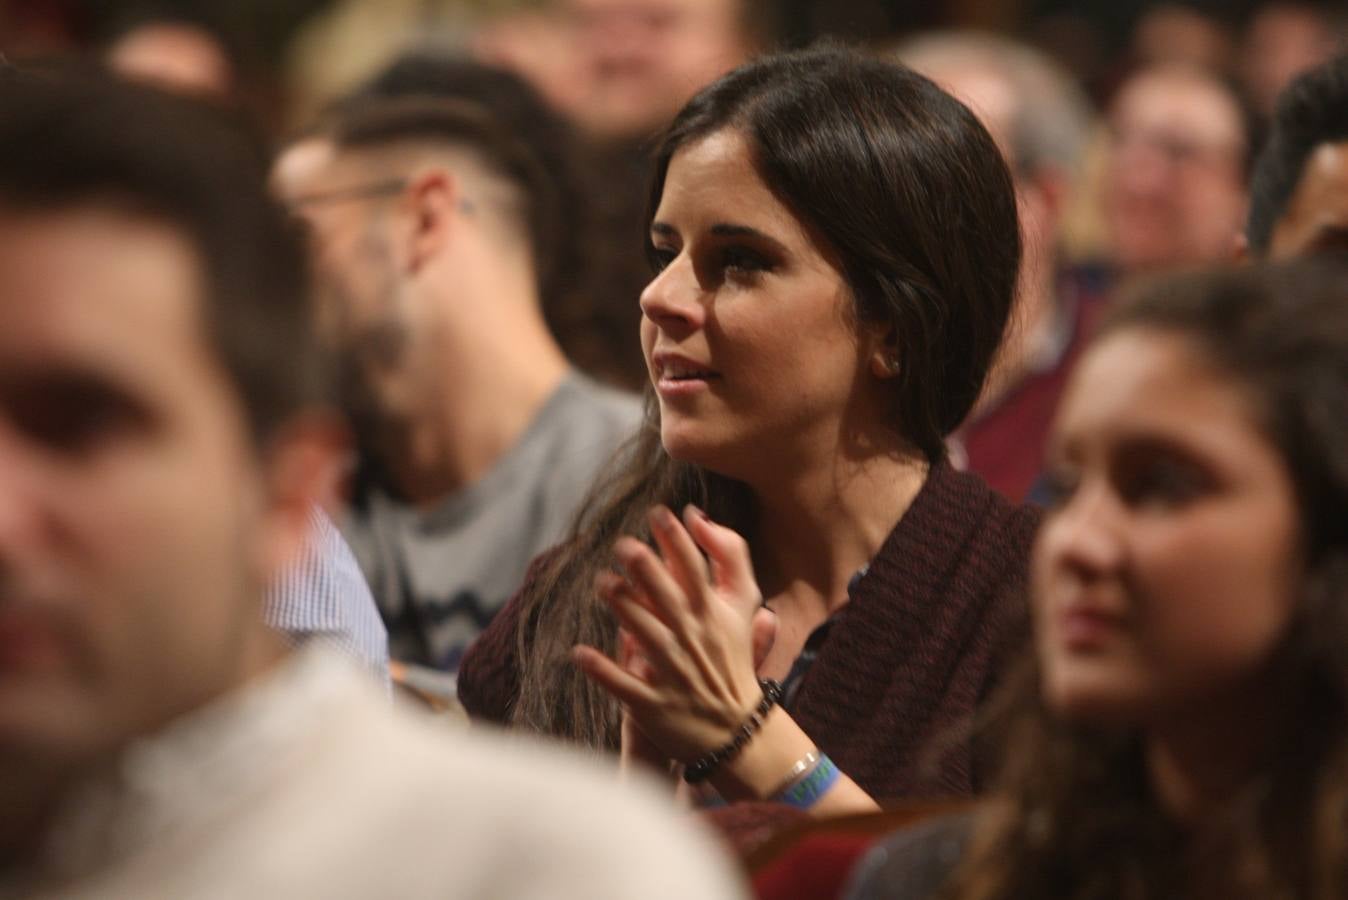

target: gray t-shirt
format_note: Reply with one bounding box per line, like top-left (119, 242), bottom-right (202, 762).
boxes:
top-left (343, 372), bottom-right (641, 671)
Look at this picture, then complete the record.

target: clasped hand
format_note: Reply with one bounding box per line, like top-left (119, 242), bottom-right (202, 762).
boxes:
top-left (572, 505), bottom-right (777, 768)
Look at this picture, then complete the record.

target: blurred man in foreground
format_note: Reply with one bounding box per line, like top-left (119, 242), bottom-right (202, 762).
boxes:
top-left (0, 70), bottom-right (741, 899)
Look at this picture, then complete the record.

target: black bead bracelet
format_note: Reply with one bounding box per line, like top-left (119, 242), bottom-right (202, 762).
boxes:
top-left (682, 679), bottom-right (784, 784)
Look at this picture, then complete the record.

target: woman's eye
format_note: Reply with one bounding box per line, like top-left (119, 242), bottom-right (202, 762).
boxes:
top-left (648, 246), bottom-right (678, 274)
top-left (719, 246), bottom-right (772, 276)
top-left (1118, 458), bottom-right (1211, 509)
top-left (1038, 467), bottom-right (1080, 508)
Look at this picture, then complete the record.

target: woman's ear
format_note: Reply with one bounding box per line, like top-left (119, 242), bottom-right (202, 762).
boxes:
top-left (867, 322), bottom-right (901, 380)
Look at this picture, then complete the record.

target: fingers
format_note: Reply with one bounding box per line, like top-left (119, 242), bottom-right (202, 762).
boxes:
top-left (619, 628), bottom-right (657, 682)
top-left (683, 505), bottom-right (762, 615)
top-left (647, 505), bottom-right (711, 613)
top-left (597, 569), bottom-right (690, 685)
top-left (614, 534), bottom-right (697, 626)
top-left (573, 645), bottom-right (660, 710)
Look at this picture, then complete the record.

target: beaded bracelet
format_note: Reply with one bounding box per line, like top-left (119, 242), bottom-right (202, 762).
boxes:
top-left (682, 679), bottom-right (783, 784)
top-left (773, 752), bottom-right (840, 810)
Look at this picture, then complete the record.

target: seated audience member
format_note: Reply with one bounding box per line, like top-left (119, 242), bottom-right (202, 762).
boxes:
top-left (0, 70), bottom-right (744, 899)
top-left (847, 261), bottom-right (1348, 900)
top-left (1240, 2), bottom-right (1343, 120)
top-left (104, 13), bottom-right (235, 99)
top-left (349, 53), bottom-right (637, 389)
top-left (1101, 64), bottom-right (1253, 277)
top-left (459, 47), bottom-right (1040, 812)
top-left (265, 506), bottom-right (388, 679)
top-left (273, 95), bottom-right (640, 672)
top-left (894, 32), bottom-right (1099, 502)
top-left (559, 0), bottom-right (763, 143)
top-left (1242, 53), bottom-right (1348, 261)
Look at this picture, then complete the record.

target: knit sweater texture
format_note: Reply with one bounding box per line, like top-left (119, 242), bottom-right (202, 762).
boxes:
top-left (457, 461), bottom-right (1040, 801)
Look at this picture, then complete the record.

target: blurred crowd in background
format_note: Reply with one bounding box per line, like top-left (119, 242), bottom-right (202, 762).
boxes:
top-left (4, 0), bottom-right (1340, 471)
top-left (5, 1), bottom-right (1348, 897)
top-left (2, 0), bottom-right (1344, 393)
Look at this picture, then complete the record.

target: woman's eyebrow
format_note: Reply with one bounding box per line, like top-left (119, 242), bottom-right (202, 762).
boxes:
top-left (709, 222), bottom-right (766, 238)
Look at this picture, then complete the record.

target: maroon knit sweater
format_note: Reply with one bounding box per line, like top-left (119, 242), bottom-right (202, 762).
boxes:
top-left (458, 461), bottom-right (1041, 801)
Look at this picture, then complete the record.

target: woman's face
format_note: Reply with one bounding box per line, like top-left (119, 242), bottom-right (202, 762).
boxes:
top-left (1033, 328), bottom-right (1302, 727)
top-left (640, 129), bottom-right (881, 478)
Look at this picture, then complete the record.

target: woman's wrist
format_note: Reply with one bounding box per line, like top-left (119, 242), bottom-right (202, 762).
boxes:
top-left (682, 678), bottom-right (783, 784)
top-left (707, 706), bottom-right (820, 801)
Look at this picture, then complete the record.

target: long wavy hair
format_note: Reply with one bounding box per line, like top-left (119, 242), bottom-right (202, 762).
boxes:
top-left (509, 45), bottom-right (1021, 750)
top-left (948, 262), bottom-right (1348, 899)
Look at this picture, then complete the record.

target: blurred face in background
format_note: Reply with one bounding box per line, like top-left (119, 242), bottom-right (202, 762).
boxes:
top-left (0, 207), bottom-right (286, 772)
top-left (1033, 327), bottom-right (1300, 727)
top-left (105, 21), bottom-right (234, 99)
top-left (1103, 68), bottom-right (1248, 273)
top-left (1241, 4), bottom-right (1338, 118)
top-left (564, 0), bottom-right (750, 140)
top-left (273, 139), bottom-right (411, 393)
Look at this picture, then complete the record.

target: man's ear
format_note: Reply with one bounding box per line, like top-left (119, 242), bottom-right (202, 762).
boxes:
top-left (1232, 231), bottom-right (1251, 264)
top-left (403, 168), bottom-right (458, 274)
top-left (255, 411), bottom-right (351, 582)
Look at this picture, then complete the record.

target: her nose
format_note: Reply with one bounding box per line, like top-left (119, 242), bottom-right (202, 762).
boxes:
top-left (639, 254), bottom-right (706, 338)
top-left (1040, 479), bottom-right (1126, 582)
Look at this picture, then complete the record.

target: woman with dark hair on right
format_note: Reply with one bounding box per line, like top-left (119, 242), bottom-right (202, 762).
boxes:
top-left (848, 261), bottom-right (1348, 899)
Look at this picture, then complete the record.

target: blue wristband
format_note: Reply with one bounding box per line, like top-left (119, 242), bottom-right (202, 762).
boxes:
top-left (775, 753), bottom-right (840, 809)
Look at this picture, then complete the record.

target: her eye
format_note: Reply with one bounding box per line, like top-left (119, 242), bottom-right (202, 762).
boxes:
top-left (719, 246), bottom-right (772, 276)
top-left (1117, 457), bottom-right (1211, 509)
top-left (648, 245), bottom-right (678, 275)
top-left (1038, 466), bottom-right (1080, 508)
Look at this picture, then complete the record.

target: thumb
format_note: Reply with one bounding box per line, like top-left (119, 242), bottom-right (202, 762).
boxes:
top-left (750, 605), bottom-right (777, 670)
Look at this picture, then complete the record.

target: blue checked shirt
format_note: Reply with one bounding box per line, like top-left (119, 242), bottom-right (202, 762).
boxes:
top-left (264, 507), bottom-right (389, 682)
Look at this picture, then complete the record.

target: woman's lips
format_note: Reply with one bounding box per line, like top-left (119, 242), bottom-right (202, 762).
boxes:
top-left (1057, 606), bottom-right (1126, 651)
top-left (655, 372), bottom-right (719, 397)
top-left (651, 353), bottom-right (719, 398)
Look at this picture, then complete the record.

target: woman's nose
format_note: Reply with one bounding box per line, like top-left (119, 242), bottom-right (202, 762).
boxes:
top-left (639, 255), bottom-right (706, 336)
top-left (1041, 481), bottom-right (1126, 581)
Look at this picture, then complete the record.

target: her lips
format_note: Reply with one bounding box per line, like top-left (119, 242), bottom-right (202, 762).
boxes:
top-left (1058, 605), bottom-right (1125, 650)
top-left (653, 353), bottom-right (718, 381)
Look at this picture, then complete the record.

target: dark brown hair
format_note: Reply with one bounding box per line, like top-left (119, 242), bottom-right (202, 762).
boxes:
top-left (508, 45), bottom-right (1021, 750)
top-left (949, 262), bottom-right (1348, 899)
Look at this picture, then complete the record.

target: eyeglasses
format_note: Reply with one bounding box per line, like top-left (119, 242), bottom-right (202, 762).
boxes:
top-left (286, 177), bottom-right (476, 215)
top-left (286, 178), bottom-right (409, 209)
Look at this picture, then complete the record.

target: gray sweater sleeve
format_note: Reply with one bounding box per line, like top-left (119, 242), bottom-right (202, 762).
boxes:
top-left (842, 813), bottom-right (974, 900)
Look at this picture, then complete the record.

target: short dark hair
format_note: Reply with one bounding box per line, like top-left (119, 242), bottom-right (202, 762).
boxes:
top-left (1246, 54), bottom-right (1348, 254)
top-left (317, 87), bottom-right (561, 298)
top-left (0, 68), bottom-right (322, 446)
top-left (648, 44), bottom-right (1020, 461)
